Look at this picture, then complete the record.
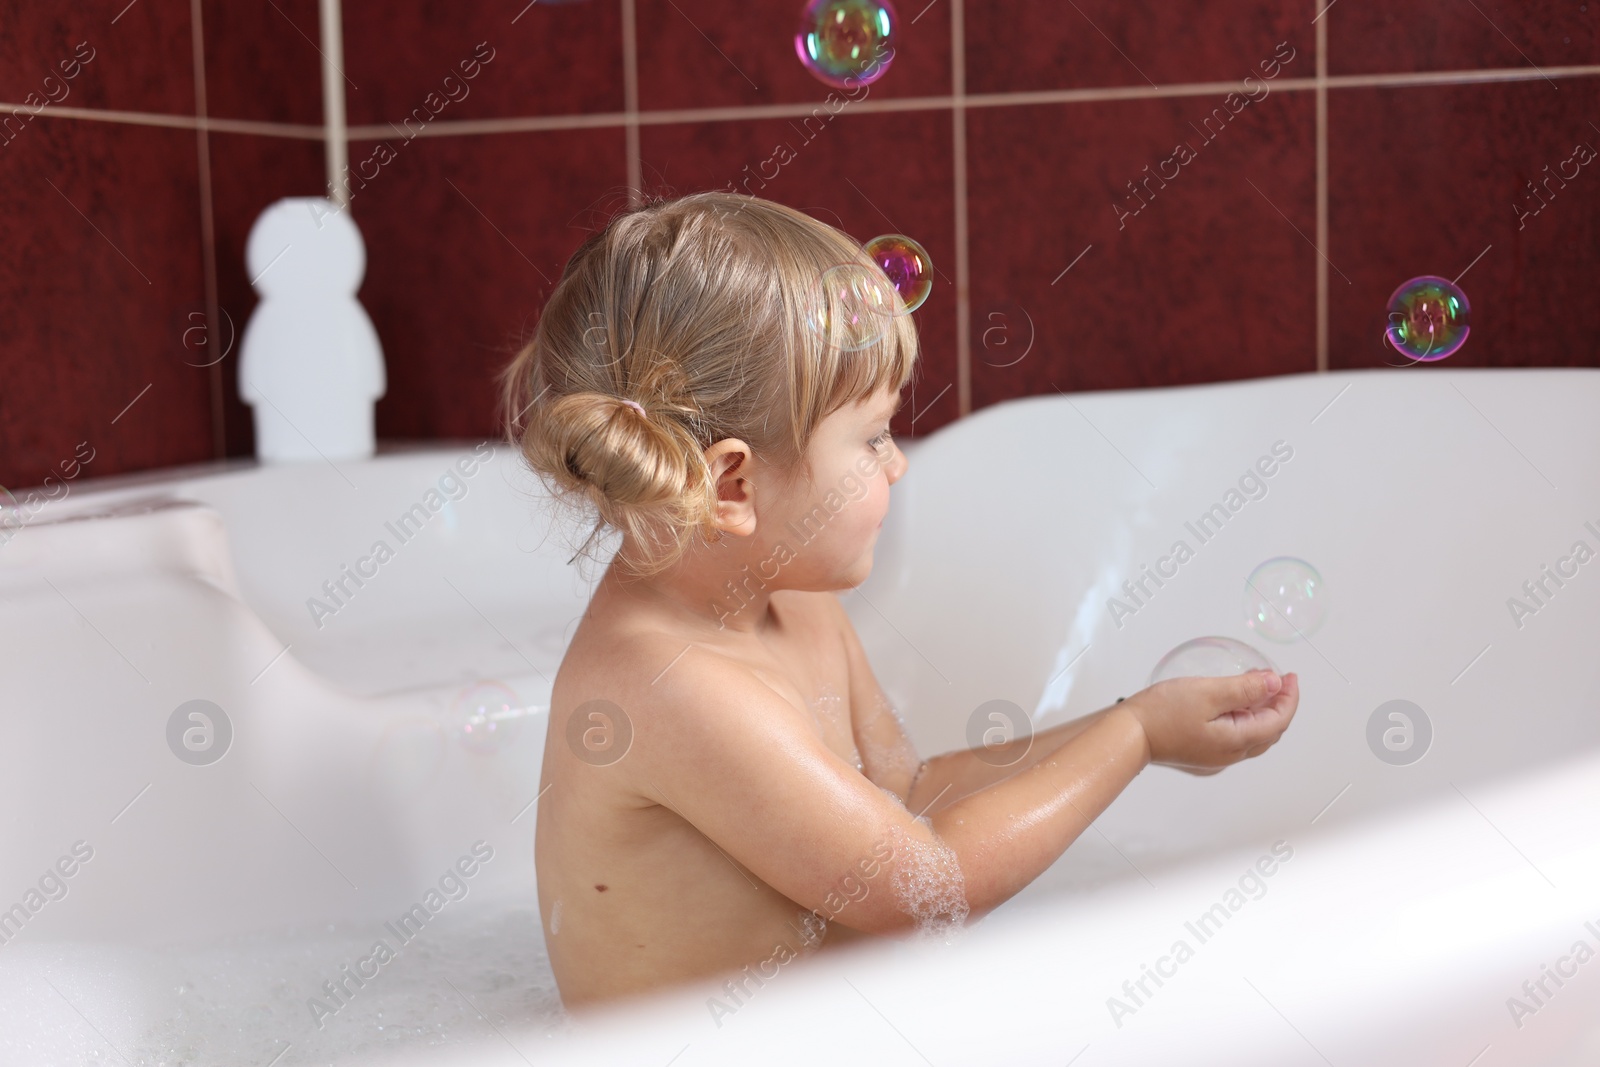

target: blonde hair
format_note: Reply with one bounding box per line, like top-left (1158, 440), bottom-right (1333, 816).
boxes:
top-left (500, 191), bottom-right (920, 576)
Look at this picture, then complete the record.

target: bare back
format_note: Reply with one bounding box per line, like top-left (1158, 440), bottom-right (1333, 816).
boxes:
top-left (535, 577), bottom-right (918, 1009)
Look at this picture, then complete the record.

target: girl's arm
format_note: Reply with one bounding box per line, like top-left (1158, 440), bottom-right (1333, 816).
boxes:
top-left (833, 592), bottom-right (1120, 815)
top-left (902, 706), bottom-right (1117, 817)
top-left (629, 630), bottom-right (1295, 937)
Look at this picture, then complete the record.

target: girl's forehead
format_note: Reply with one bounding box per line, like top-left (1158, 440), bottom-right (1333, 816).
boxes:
top-left (827, 388), bottom-right (896, 425)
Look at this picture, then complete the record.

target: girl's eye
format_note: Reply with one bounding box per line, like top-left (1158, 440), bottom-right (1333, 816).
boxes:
top-left (869, 431), bottom-right (893, 451)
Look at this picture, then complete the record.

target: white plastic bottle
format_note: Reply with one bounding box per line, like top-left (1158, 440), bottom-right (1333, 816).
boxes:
top-left (238, 197), bottom-right (386, 462)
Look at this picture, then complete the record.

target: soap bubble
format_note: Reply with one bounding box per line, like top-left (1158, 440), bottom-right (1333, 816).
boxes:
top-left (1384, 275), bottom-right (1470, 361)
top-left (864, 233), bottom-right (933, 313)
top-left (1149, 636), bottom-right (1276, 686)
top-left (795, 0), bottom-right (898, 89)
top-left (451, 680), bottom-right (522, 754)
top-left (883, 820), bottom-right (969, 943)
top-left (806, 262), bottom-right (894, 351)
top-left (1244, 557), bottom-right (1327, 643)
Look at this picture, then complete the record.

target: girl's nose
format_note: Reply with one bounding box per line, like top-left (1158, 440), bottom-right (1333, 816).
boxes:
top-left (886, 442), bottom-right (908, 485)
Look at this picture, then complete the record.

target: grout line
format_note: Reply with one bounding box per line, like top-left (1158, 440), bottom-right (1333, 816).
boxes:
top-left (189, 0), bottom-right (225, 457)
top-left (14, 63), bottom-right (1600, 143)
top-left (353, 109), bottom-right (636, 139)
top-left (1315, 4), bottom-right (1329, 374)
top-left (0, 102), bottom-right (326, 137)
top-left (951, 0), bottom-right (971, 418)
top-left (319, 0), bottom-right (349, 207)
top-left (621, 0), bottom-right (643, 206)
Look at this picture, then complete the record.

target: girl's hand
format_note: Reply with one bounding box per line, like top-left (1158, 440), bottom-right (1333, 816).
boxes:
top-left (1124, 670), bottom-right (1300, 774)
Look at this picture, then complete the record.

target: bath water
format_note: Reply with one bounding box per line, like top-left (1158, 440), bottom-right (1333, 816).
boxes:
top-left (1, 890), bottom-right (567, 1066)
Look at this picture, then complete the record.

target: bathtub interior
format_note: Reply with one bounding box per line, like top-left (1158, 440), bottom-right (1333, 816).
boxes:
top-left (855, 367), bottom-right (1600, 905)
top-left (3, 367), bottom-right (1599, 1064)
top-left (0, 449), bottom-right (589, 1063)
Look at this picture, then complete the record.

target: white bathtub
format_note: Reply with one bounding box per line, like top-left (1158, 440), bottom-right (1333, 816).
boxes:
top-left (3, 368), bottom-right (1598, 1066)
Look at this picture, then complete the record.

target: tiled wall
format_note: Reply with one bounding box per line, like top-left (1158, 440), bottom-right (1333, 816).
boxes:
top-left (4, 1), bottom-right (1598, 491)
top-left (0, 0), bottom-right (325, 489)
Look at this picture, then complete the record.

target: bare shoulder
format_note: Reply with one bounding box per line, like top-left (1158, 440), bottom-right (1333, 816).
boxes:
top-left (554, 611), bottom-right (767, 739)
top-left (553, 612), bottom-right (704, 717)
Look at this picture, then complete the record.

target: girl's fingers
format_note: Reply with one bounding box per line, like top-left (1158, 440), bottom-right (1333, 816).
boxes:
top-left (1225, 669), bottom-right (1282, 710)
top-left (1266, 673), bottom-right (1301, 721)
top-left (1228, 676), bottom-right (1299, 746)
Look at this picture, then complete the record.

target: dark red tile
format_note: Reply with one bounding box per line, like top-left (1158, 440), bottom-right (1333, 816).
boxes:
top-left (1329, 80), bottom-right (1600, 370)
top-left (201, 0), bottom-right (323, 125)
top-left (339, 0), bottom-right (622, 125)
top-left (640, 109), bottom-right (960, 435)
top-left (968, 87), bottom-right (1317, 408)
top-left (966, 0), bottom-right (1311, 96)
top-left (206, 132), bottom-right (329, 457)
top-left (1329, 0), bottom-right (1599, 76)
top-left (0, 1), bottom-right (193, 116)
top-left (635, 0), bottom-right (951, 112)
top-left (0, 119), bottom-right (212, 490)
top-left (346, 127), bottom-right (626, 439)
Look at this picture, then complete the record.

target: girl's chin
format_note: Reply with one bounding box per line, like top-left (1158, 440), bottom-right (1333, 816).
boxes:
top-left (845, 546), bottom-right (876, 582)
top-left (814, 553), bottom-right (876, 594)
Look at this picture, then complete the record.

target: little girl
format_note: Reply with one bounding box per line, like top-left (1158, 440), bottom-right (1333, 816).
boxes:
top-left (500, 192), bottom-right (1300, 1011)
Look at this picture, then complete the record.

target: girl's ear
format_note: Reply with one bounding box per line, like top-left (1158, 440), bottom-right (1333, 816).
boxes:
top-left (705, 438), bottom-right (757, 538)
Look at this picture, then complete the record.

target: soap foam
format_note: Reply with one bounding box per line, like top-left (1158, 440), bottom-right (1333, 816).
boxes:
top-left (857, 693), bottom-right (922, 784)
top-left (794, 907), bottom-right (829, 950)
top-left (811, 683), bottom-right (864, 771)
top-left (1, 889), bottom-right (569, 1065)
top-left (811, 683), bottom-right (845, 724)
top-left (883, 819), bottom-right (970, 945)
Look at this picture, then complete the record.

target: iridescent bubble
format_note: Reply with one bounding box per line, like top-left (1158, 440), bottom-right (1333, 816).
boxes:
top-left (864, 233), bottom-right (933, 313)
top-left (451, 680), bottom-right (523, 754)
top-left (1244, 557), bottom-right (1327, 643)
top-left (1149, 636), bottom-right (1276, 686)
top-left (795, 0), bottom-right (898, 89)
top-left (1384, 275), bottom-right (1470, 361)
top-left (806, 262), bottom-right (894, 351)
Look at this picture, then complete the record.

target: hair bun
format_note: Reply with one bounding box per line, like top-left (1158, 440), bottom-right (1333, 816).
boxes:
top-left (530, 392), bottom-right (713, 527)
